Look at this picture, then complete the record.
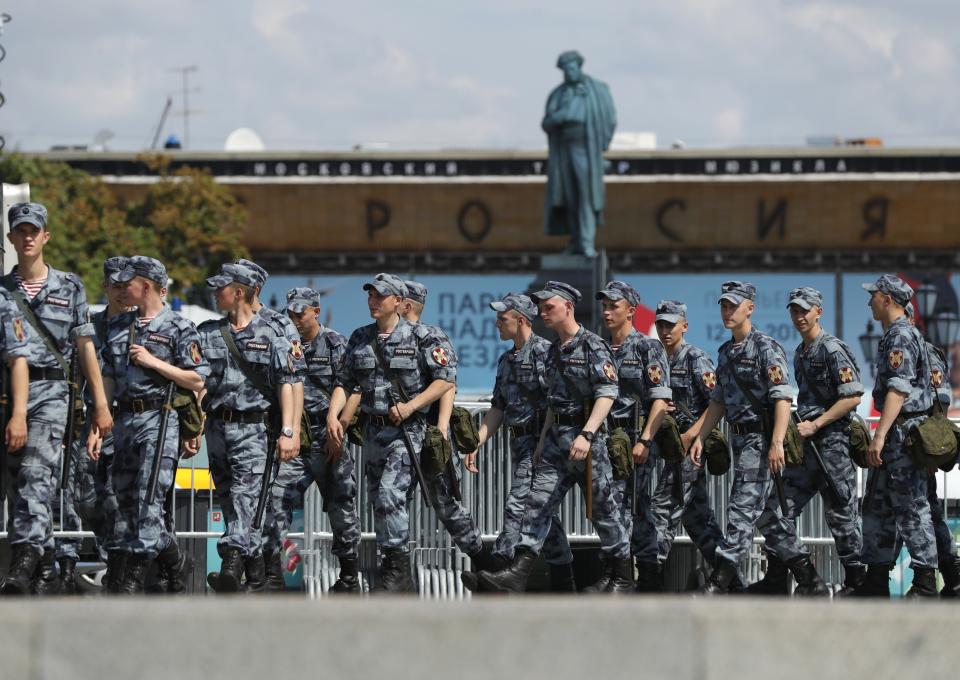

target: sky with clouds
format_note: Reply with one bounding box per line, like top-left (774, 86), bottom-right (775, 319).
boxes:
top-left (0, 0), bottom-right (958, 152)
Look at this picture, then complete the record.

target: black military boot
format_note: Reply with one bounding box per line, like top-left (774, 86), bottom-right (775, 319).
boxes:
top-left (835, 564), bottom-right (867, 597)
top-left (331, 556), bottom-right (362, 594)
top-left (118, 554), bottom-right (151, 595)
top-left (746, 552), bottom-right (790, 595)
top-left (156, 543), bottom-right (192, 594)
top-left (244, 554), bottom-right (267, 593)
top-left (905, 567), bottom-right (938, 599)
top-left (31, 551), bottom-right (61, 596)
top-left (787, 556), bottom-right (830, 597)
top-left (374, 548), bottom-right (414, 593)
top-left (58, 557), bottom-right (78, 596)
top-left (477, 548), bottom-right (536, 593)
top-left (581, 558), bottom-right (613, 594)
top-left (698, 557), bottom-right (738, 595)
top-left (548, 562), bottom-right (577, 593)
top-left (105, 551), bottom-right (128, 595)
top-left (938, 557), bottom-right (960, 599)
top-left (263, 550), bottom-right (285, 592)
top-left (1, 545), bottom-right (41, 596)
top-left (635, 560), bottom-right (664, 593)
top-left (211, 548), bottom-right (245, 593)
top-left (461, 544), bottom-right (505, 593)
top-left (849, 564), bottom-right (891, 598)
top-left (144, 559), bottom-right (167, 594)
top-left (607, 557), bottom-right (636, 594)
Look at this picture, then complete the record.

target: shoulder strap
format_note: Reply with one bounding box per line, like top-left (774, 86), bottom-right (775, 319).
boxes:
top-left (673, 348), bottom-right (697, 422)
top-left (2, 281), bottom-right (69, 373)
top-left (796, 349), bottom-right (832, 407)
top-left (728, 362), bottom-right (771, 432)
top-left (367, 332), bottom-right (408, 401)
top-left (219, 319), bottom-right (274, 402)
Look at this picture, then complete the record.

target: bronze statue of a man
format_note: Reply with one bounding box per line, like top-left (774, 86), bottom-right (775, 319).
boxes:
top-left (542, 50), bottom-right (616, 258)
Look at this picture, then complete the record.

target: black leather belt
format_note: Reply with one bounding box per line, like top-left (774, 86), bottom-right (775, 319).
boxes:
top-left (209, 407), bottom-right (269, 425)
top-left (369, 414), bottom-right (392, 428)
top-left (552, 412), bottom-right (586, 428)
top-left (116, 397), bottom-right (167, 415)
top-left (729, 421), bottom-right (765, 435)
top-left (29, 367), bottom-right (66, 381)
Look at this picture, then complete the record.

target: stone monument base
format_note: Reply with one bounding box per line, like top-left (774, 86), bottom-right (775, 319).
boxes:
top-left (529, 251), bottom-right (609, 338)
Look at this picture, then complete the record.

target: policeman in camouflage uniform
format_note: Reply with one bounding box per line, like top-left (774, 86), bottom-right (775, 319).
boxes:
top-left (55, 256), bottom-right (131, 594)
top-left (96, 256), bottom-right (207, 594)
top-left (398, 281), bottom-right (492, 575)
top-left (650, 300), bottom-right (726, 584)
top-left (326, 274), bottom-right (458, 593)
top-left (198, 262), bottom-right (299, 593)
top-left (1, 202), bottom-right (114, 596)
top-left (217, 259), bottom-right (307, 591)
top-left (854, 275), bottom-right (938, 598)
top-left (461, 293), bottom-right (574, 593)
top-left (746, 287), bottom-right (865, 596)
top-left (271, 287), bottom-right (362, 593)
top-left (589, 281), bottom-right (671, 593)
top-left (893, 302), bottom-right (960, 598)
top-left (690, 281), bottom-right (828, 595)
top-left (479, 281), bottom-right (634, 593)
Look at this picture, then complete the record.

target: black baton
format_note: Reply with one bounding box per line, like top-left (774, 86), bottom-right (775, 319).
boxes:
top-left (146, 381), bottom-right (177, 506)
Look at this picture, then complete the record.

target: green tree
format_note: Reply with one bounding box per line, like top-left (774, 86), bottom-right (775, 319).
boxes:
top-left (0, 153), bottom-right (249, 303)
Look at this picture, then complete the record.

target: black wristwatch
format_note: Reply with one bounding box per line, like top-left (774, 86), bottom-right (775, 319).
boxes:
top-left (579, 430), bottom-right (595, 443)
top-left (638, 437), bottom-right (654, 448)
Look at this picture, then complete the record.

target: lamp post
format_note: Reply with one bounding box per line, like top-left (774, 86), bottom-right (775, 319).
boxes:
top-left (859, 319), bottom-right (883, 378)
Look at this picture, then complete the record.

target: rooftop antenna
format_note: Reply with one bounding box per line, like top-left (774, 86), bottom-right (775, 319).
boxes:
top-left (150, 96), bottom-right (173, 150)
top-left (168, 65), bottom-right (199, 149)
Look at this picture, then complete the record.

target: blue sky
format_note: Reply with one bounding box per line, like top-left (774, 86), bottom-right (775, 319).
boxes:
top-left (2, 1), bottom-right (958, 152)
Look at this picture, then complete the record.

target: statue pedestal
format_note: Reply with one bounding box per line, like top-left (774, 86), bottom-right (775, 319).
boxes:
top-left (530, 251), bottom-right (609, 337)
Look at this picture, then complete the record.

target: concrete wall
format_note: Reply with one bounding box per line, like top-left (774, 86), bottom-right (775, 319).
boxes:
top-left (1, 598), bottom-right (954, 679)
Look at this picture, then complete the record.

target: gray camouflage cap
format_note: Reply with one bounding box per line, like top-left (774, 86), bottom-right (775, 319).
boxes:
top-left (206, 261), bottom-right (260, 289)
top-left (8, 202), bottom-right (48, 231)
top-left (786, 287), bottom-right (823, 310)
top-left (490, 293), bottom-right (538, 322)
top-left (235, 258), bottom-right (268, 289)
top-left (906, 301), bottom-right (915, 318)
top-left (718, 280), bottom-right (757, 305)
top-left (596, 280), bottom-right (641, 307)
top-left (862, 274), bottom-right (913, 307)
top-left (363, 273), bottom-right (407, 298)
top-left (403, 280), bottom-right (428, 305)
top-left (655, 300), bottom-right (687, 323)
top-left (530, 280), bottom-right (582, 305)
top-left (286, 286), bottom-right (321, 313)
top-left (111, 255), bottom-right (168, 286)
top-left (103, 256), bottom-right (129, 279)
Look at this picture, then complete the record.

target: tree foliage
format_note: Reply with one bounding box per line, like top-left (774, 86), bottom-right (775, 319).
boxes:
top-left (0, 153), bottom-right (249, 303)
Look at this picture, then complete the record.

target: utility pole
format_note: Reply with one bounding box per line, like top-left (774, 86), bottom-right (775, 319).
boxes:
top-left (168, 65), bottom-right (199, 149)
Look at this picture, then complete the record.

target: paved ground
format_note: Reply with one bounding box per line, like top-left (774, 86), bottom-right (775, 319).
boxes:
top-left (0, 596), bottom-right (953, 679)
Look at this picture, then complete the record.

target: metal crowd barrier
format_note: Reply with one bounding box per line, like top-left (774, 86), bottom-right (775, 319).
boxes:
top-left (2, 408), bottom-right (955, 598)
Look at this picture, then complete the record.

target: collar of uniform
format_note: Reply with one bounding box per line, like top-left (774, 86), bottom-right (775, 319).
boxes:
top-left (139, 304), bottom-right (173, 334)
top-left (10, 263), bottom-right (58, 306)
top-left (560, 324), bottom-right (587, 352)
top-left (728, 327), bottom-right (758, 353)
top-left (798, 329), bottom-right (826, 358)
top-left (669, 341), bottom-right (689, 367)
top-left (513, 334), bottom-right (540, 363)
top-left (383, 317), bottom-right (413, 345)
top-left (611, 328), bottom-right (639, 353)
top-left (889, 315), bottom-right (911, 331)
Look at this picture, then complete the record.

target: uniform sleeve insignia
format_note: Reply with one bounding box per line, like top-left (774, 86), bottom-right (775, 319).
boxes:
top-left (647, 364), bottom-right (663, 385)
top-left (888, 349), bottom-right (904, 369)
top-left (602, 361), bottom-right (617, 381)
top-left (838, 367), bottom-right (854, 384)
top-left (432, 346), bottom-right (449, 366)
top-left (189, 342), bottom-right (201, 365)
top-left (702, 371), bottom-right (717, 389)
top-left (290, 339), bottom-right (304, 360)
top-left (12, 317), bottom-right (25, 342)
top-left (932, 369), bottom-right (944, 387)
top-left (767, 365), bottom-right (784, 385)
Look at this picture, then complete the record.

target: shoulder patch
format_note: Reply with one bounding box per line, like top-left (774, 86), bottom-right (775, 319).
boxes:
top-left (12, 317), bottom-right (25, 342)
top-left (838, 367), bottom-right (854, 384)
top-left (290, 339), bottom-right (303, 360)
top-left (189, 342), bottom-right (202, 364)
top-left (932, 368), bottom-right (944, 388)
top-left (603, 361), bottom-right (617, 381)
top-left (431, 346), bottom-right (449, 366)
top-left (888, 349), bottom-right (904, 369)
top-left (702, 371), bottom-right (717, 389)
top-left (647, 364), bottom-right (663, 384)
top-left (767, 365), bottom-right (784, 385)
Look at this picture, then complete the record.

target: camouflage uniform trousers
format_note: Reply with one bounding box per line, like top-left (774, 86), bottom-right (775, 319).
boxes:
top-left (362, 419), bottom-right (422, 553)
top-left (862, 417), bottom-right (937, 568)
top-left (717, 432), bottom-right (810, 564)
top-left (113, 409), bottom-right (179, 558)
top-left (651, 454), bottom-right (724, 564)
top-left (206, 418), bottom-right (268, 558)
top-left (54, 437), bottom-right (108, 561)
top-left (516, 425), bottom-right (629, 559)
top-left (894, 475), bottom-right (956, 566)
top-left (778, 421), bottom-right (863, 567)
top-left (610, 432), bottom-right (659, 565)
top-left (93, 433), bottom-right (124, 554)
top-left (492, 433), bottom-right (573, 566)
top-left (4, 385), bottom-right (68, 553)
top-left (268, 422), bottom-right (361, 559)
top-left (424, 450), bottom-right (483, 556)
